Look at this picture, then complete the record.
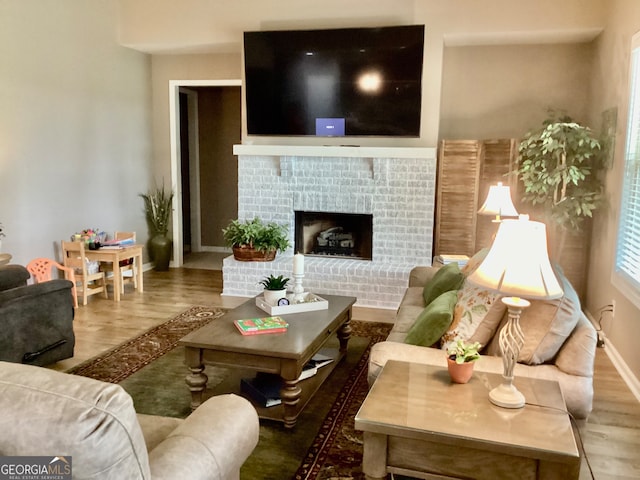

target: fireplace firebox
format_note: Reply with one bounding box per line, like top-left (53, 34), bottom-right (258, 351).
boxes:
top-left (295, 211), bottom-right (373, 260)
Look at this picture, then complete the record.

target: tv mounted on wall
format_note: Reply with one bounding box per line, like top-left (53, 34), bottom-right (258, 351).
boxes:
top-left (243, 24), bottom-right (425, 137)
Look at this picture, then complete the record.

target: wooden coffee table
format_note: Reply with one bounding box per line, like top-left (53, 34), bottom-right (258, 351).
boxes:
top-left (179, 294), bottom-right (356, 428)
top-left (355, 360), bottom-right (580, 480)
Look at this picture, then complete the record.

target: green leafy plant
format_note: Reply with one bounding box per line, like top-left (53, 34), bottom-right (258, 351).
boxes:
top-left (222, 217), bottom-right (290, 254)
top-left (258, 274), bottom-right (290, 291)
top-left (447, 339), bottom-right (481, 364)
top-left (517, 114), bottom-right (605, 232)
top-left (140, 184), bottom-right (174, 235)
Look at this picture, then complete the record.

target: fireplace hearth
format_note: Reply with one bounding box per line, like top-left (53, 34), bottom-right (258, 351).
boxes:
top-left (295, 211), bottom-right (373, 260)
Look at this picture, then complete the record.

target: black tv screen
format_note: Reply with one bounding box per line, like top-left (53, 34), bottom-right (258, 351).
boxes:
top-left (243, 25), bottom-right (425, 137)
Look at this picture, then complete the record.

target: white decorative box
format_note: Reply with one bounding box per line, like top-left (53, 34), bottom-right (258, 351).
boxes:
top-left (255, 292), bottom-right (329, 315)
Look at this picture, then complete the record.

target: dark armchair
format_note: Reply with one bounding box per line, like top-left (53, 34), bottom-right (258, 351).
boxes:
top-left (0, 265), bottom-right (75, 366)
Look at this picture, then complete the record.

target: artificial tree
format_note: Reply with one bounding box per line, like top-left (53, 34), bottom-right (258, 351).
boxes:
top-left (516, 114), bottom-right (605, 258)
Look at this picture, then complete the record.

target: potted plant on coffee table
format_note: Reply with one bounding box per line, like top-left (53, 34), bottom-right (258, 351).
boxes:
top-left (447, 339), bottom-right (481, 384)
top-left (222, 217), bottom-right (290, 261)
top-left (259, 274), bottom-right (290, 306)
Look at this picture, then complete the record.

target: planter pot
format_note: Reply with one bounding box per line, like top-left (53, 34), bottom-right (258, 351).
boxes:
top-left (150, 234), bottom-right (172, 271)
top-left (447, 357), bottom-right (475, 384)
top-left (263, 288), bottom-right (287, 306)
top-left (232, 245), bottom-right (276, 262)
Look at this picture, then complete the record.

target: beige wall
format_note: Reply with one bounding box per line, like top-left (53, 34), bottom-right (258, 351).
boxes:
top-left (587, 0), bottom-right (640, 391)
top-left (150, 53), bottom-right (240, 185)
top-left (439, 43), bottom-right (594, 140)
top-left (0, 0), bottom-right (152, 264)
top-left (120, 0), bottom-right (606, 147)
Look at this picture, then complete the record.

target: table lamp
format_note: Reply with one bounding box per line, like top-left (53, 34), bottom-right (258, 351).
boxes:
top-left (467, 215), bottom-right (563, 408)
top-left (477, 182), bottom-right (519, 222)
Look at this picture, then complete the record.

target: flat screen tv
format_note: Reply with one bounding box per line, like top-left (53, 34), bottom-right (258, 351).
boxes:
top-left (243, 25), bottom-right (425, 137)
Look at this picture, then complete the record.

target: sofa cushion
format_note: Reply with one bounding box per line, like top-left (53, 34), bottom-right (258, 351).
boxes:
top-left (485, 268), bottom-right (581, 365)
top-left (440, 279), bottom-right (506, 351)
top-left (405, 290), bottom-right (458, 347)
top-left (422, 262), bottom-right (464, 306)
top-left (394, 287), bottom-right (426, 334)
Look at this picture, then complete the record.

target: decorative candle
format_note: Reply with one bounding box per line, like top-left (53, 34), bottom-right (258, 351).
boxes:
top-left (293, 253), bottom-right (305, 275)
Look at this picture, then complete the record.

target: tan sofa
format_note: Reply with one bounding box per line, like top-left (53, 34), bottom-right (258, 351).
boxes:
top-left (0, 361), bottom-right (259, 479)
top-left (368, 266), bottom-right (598, 419)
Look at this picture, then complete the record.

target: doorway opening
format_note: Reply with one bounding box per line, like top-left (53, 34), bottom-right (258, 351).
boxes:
top-left (169, 80), bottom-right (242, 268)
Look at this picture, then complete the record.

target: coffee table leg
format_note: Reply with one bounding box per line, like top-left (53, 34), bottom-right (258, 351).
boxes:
top-left (281, 379), bottom-right (302, 429)
top-left (337, 310), bottom-right (352, 354)
top-left (184, 347), bottom-right (208, 410)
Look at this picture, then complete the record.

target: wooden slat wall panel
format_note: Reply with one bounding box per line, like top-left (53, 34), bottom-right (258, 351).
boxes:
top-left (434, 140), bottom-right (481, 257)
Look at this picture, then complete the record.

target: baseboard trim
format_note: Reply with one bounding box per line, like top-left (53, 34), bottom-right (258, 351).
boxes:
top-left (585, 308), bottom-right (640, 403)
top-left (198, 246), bottom-right (231, 253)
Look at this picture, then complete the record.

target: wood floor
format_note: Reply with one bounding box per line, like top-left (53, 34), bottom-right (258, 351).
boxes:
top-left (50, 268), bottom-right (639, 480)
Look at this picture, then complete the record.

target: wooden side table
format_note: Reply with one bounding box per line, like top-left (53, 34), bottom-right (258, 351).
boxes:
top-left (355, 360), bottom-right (579, 480)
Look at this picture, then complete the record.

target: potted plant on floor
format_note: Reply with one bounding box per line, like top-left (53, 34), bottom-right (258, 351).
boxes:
top-left (259, 274), bottom-right (290, 306)
top-left (140, 183), bottom-right (174, 271)
top-left (222, 217), bottom-right (290, 261)
top-left (447, 339), bottom-right (481, 384)
top-left (516, 113), bottom-right (605, 258)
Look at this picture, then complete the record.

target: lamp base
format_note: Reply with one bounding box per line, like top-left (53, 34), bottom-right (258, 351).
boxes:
top-left (489, 382), bottom-right (525, 409)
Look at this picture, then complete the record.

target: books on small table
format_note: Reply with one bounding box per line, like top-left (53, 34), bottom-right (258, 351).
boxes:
top-left (234, 316), bottom-right (289, 335)
top-left (240, 352), bottom-right (334, 407)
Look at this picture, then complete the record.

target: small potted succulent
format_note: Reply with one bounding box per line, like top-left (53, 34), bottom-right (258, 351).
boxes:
top-left (259, 274), bottom-right (290, 306)
top-left (446, 339), bottom-right (481, 384)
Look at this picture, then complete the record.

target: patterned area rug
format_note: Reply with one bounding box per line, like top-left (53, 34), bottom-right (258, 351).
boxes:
top-left (66, 306), bottom-right (226, 382)
top-left (294, 320), bottom-right (392, 480)
top-left (68, 306), bottom-right (392, 480)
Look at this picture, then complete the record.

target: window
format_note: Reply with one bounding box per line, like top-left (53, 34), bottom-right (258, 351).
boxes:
top-left (615, 32), bottom-right (640, 304)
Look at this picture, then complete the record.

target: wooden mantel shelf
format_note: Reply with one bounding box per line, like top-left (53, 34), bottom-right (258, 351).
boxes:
top-left (233, 144), bottom-right (436, 159)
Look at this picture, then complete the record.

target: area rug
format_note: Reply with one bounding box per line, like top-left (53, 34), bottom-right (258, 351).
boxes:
top-left (66, 306), bottom-right (226, 382)
top-left (69, 305), bottom-right (393, 480)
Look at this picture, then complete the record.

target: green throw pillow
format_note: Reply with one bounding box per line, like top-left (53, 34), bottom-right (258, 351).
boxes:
top-left (423, 262), bottom-right (465, 306)
top-left (405, 290), bottom-right (459, 347)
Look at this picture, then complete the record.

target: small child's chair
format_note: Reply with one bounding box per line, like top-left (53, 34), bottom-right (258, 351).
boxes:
top-left (26, 258), bottom-right (78, 308)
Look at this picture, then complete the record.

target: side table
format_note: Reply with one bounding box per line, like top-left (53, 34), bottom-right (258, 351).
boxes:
top-left (355, 360), bottom-right (580, 480)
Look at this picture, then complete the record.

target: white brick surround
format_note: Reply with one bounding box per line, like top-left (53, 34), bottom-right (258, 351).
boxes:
top-left (223, 145), bottom-right (437, 309)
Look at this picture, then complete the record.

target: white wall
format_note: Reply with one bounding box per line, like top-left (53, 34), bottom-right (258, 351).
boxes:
top-left (0, 0), bottom-right (153, 265)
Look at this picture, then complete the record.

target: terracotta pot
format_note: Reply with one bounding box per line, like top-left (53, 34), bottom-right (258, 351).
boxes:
top-left (232, 245), bottom-right (276, 262)
top-left (447, 357), bottom-right (475, 384)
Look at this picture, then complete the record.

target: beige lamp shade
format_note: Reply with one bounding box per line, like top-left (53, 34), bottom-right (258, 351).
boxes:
top-left (478, 182), bottom-right (519, 218)
top-left (468, 215), bottom-right (563, 300)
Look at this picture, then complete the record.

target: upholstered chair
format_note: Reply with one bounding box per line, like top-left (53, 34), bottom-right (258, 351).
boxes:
top-left (0, 361), bottom-right (260, 479)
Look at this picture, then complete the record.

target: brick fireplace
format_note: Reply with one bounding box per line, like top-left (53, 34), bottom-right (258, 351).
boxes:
top-left (222, 145), bottom-right (437, 308)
